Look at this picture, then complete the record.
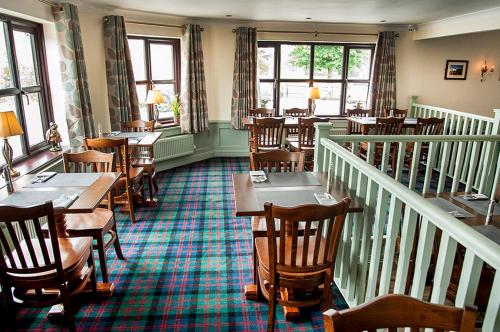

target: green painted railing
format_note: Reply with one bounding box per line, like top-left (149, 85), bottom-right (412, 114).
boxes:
top-left (317, 137), bottom-right (500, 331)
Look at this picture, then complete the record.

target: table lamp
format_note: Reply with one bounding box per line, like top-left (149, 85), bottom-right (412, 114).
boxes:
top-left (146, 90), bottom-right (165, 126)
top-left (309, 87), bottom-right (321, 114)
top-left (0, 111), bottom-right (24, 177)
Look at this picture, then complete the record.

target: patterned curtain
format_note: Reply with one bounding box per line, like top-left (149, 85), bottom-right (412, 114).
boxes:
top-left (53, 3), bottom-right (95, 147)
top-left (230, 27), bottom-right (258, 130)
top-left (103, 16), bottom-right (141, 131)
top-left (180, 24), bottom-right (209, 134)
top-left (370, 32), bottom-right (397, 117)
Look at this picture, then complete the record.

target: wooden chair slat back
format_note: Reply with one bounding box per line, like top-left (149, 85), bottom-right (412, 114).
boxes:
top-left (323, 294), bottom-right (477, 332)
top-left (63, 150), bottom-right (115, 174)
top-left (264, 199), bottom-right (350, 277)
top-left (84, 138), bottom-right (130, 180)
top-left (414, 117), bottom-right (444, 135)
top-left (250, 150), bottom-right (305, 173)
top-left (121, 120), bottom-right (155, 132)
top-left (298, 117), bottom-right (330, 150)
top-left (374, 117), bottom-right (404, 135)
top-left (284, 108), bottom-right (309, 136)
top-left (383, 108), bottom-right (408, 118)
top-left (253, 117), bottom-right (285, 151)
top-left (347, 108), bottom-right (370, 134)
top-left (0, 203), bottom-right (62, 277)
top-left (249, 108), bottom-right (274, 118)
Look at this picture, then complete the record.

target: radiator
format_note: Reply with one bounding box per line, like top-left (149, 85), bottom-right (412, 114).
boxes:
top-left (154, 134), bottom-right (195, 162)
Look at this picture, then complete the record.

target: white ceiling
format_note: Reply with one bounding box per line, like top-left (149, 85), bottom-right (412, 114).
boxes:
top-left (80, 0), bottom-right (500, 24)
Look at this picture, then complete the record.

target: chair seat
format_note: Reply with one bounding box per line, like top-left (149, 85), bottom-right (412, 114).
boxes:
top-left (65, 208), bottom-right (113, 232)
top-left (131, 158), bottom-right (155, 167)
top-left (120, 166), bottom-right (144, 181)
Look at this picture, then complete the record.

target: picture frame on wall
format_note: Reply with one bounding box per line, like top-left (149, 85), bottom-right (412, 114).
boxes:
top-left (444, 60), bottom-right (468, 80)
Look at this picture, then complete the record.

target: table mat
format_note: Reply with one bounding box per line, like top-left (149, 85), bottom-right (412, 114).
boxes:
top-left (256, 189), bottom-right (326, 208)
top-left (426, 197), bottom-right (474, 218)
top-left (112, 132), bottom-right (150, 138)
top-left (24, 173), bottom-right (102, 188)
top-left (472, 225), bottom-right (500, 245)
top-left (0, 190), bottom-right (82, 208)
top-left (253, 173), bottom-right (322, 188)
top-left (452, 196), bottom-right (500, 216)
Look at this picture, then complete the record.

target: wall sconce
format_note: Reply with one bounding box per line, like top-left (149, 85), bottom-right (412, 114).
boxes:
top-left (480, 60), bottom-right (494, 82)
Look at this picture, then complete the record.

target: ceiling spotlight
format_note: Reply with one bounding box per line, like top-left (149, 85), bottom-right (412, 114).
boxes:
top-left (306, 17), bottom-right (312, 20)
top-left (225, 14), bottom-right (232, 17)
top-left (380, 20), bottom-right (386, 22)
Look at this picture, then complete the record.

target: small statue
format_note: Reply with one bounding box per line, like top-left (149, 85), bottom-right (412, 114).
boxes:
top-left (45, 122), bottom-right (62, 152)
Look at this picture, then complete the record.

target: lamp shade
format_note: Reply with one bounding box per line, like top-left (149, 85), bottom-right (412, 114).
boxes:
top-left (309, 87), bottom-right (320, 100)
top-left (0, 111), bottom-right (23, 138)
top-left (146, 90), bottom-right (165, 104)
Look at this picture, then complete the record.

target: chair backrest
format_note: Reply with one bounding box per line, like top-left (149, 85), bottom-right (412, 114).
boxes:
top-left (373, 117), bottom-right (404, 135)
top-left (414, 117), bottom-right (444, 135)
top-left (63, 150), bottom-right (115, 173)
top-left (250, 150), bottom-right (305, 172)
top-left (297, 117), bottom-right (330, 150)
top-left (284, 108), bottom-right (309, 117)
top-left (323, 294), bottom-right (477, 332)
top-left (383, 108), bottom-right (408, 118)
top-left (253, 117), bottom-right (285, 151)
top-left (347, 108), bottom-right (370, 134)
top-left (121, 120), bottom-right (155, 132)
top-left (264, 199), bottom-right (350, 280)
top-left (0, 202), bottom-right (63, 284)
top-left (249, 108), bottom-right (274, 118)
top-left (84, 137), bottom-right (130, 180)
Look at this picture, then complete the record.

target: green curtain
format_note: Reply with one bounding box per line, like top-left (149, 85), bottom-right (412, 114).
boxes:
top-left (180, 24), bottom-right (209, 134)
top-left (52, 3), bottom-right (95, 147)
top-left (231, 27), bottom-right (258, 130)
top-left (370, 32), bottom-right (397, 117)
top-left (103, 16), bottom-right (141, 131)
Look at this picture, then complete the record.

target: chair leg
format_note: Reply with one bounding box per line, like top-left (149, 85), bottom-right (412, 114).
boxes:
top-left (96, 235), bottom-right (109, 283)
top-left (87, 247), bottom-right (98, 296)
top-left (60, 285), bottom-right (76, 332)
top-left (323, 279), bottom-right (333, 311)
top-left (126, 186), bottom-right (137, 223)
top-left (2, 282), bottom-right (16, 331)
top-left (112, 220), bottom-right (125, 260)
top-left (267, 284), bottom-right (277, 332)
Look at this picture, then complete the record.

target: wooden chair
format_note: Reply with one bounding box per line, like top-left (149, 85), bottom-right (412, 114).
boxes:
top-left (288, 117), bottom-right (330, 170)
top-left (121, 120), bottom-right (158, 202)
top-left (257, 199), bottom-right (351, 331)
top-left (405, 117), bottom-right (445, 169)
top-left (323, 294), bottom-right (477, 332)
top-left (55, 150), bottom-right (125, 283)
top-left (252, 117), bottom-right (285, 152)
top-left (249, 108), bottom-right (274, 117)
top-left (0, 202), bottom-right (97, 330)
top-left (383, 108), bottom-right (408, 118)
top-left (85, 137), bottom-right (145, 223)
top-left (347, 108), bottom-right (370, 134)
top-left (284, 108), bottom-right (309, 138)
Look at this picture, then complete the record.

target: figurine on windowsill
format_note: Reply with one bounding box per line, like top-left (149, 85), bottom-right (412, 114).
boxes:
top-left (45, 122), bottom-right (62, 152)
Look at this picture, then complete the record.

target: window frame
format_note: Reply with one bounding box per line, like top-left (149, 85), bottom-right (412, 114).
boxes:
top-left (0, 13), bottom-right (54, 165)
top-left (127, 35), bottom-right (181, 124)
top-left (258, 41), bottom-right (375, 117)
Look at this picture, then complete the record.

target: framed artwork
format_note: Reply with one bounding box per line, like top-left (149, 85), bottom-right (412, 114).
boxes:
top-left (444, 60), bottom-right (468, 80)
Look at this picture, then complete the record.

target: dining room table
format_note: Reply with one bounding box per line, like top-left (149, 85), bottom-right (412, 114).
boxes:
top-left (232, 171), bottom-right (363, 319)
top-left (347, 116), bottom-right (418, 134)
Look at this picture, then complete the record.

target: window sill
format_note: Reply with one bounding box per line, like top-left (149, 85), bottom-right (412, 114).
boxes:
top-left (155, 123), bottom-right (180, 130)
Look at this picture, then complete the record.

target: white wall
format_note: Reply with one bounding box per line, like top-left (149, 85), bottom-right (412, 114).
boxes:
top-left (396, 30), bottom-right (500, 117)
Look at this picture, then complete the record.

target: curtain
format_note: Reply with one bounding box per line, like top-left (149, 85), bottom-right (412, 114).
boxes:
top-left (103, 16), bottom-right (141, 130)
top-left (230, 27), bottom-right (258, 130)
top-left (53, 3), bottom-right (95, 147)
top-left (370, 31), bottom-right (397, 117)
top-left (180, 24), bottom-right (209, 134)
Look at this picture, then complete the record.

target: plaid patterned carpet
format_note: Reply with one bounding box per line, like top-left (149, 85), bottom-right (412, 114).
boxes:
top-left (13, 157), bottom-right (348, 331)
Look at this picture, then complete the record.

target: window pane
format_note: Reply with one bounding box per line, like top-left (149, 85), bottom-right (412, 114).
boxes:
top-left (23, 93), bottom-right (45, 146)
top-left (129, 39), bottom-right (146, 81)
top-left (279, 82), bottom-right (309, 115)
top-left (150, 43), bottom-right (173, 81)
top-left (13, 30), bottom-right (38, 87)
top-left (313, 45), bottom-right (343, 79)
top-left (136, 84), bottom-right (149, 120)
top-left (345, 82), bottom-right (369, 110)
top-left (0, 96), bottom-right (24, 163)
top-left (259, 82), bottom-right (274, 109)
top-left (0, 23), bottom-right (13, 89)
top-left (258, 47), bottom-right (274, 79)
top-left (155, 84), bottom-right (175, 119)
top-left (280, 44), bottom-right (310, 79)
top-left (313, 83), bottom-right (342, 116)
top-left (348, 48), bottom-right (372, 80)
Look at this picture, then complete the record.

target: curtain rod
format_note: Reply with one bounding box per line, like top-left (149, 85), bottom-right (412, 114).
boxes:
top-left (125, 20), bottom-right (204, 31)
top-left (232, 29), bottom-right (378, 37)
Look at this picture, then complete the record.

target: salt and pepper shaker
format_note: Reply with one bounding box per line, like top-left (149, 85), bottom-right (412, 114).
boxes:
top-left (3, 166), bottom-right (14, 193)
top-left (97, 123), bottom-right (103, 138)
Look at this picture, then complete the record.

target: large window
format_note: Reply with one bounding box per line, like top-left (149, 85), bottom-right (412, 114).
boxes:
top-left (128, 36), bottom-right (180, 122)
top-left (258, 42), bottom-right (374, 116)
top-left (0, 14), bottom-right (53, 165)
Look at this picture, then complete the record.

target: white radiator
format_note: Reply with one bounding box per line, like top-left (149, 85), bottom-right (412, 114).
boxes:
top-left (154, 134), bottom-right (195, 162)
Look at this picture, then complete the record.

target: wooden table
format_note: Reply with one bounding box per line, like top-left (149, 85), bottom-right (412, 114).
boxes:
top-left (242, 116), bottom-right (302, 129)
top-left (232, 171), bottom-right (362, 319)
top-left (347, 116), bottom-right (417, 134)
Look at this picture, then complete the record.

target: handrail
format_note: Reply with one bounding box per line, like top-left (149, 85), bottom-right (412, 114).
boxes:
top-left (320, 136), bottom-right (500, 269)
top-left (328, 134), bottom-right (500, 143)
top-left (412, 103), bottom-right (495, 123)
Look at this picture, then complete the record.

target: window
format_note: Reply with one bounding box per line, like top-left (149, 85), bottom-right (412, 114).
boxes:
top-left (0, 14), bottom-right (53, 165)
top-left (258, 42), bottom-right (374, 116)
top-left (128, 36), bottom-right (180, 122)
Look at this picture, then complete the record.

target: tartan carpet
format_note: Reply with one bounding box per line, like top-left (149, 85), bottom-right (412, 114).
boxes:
top-left (14, 157), bottom-right (348, 331)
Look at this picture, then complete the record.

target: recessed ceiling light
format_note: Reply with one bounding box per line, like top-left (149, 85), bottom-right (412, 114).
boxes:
top-left (306, 17), bottom-right (312, 20)
top-left (225, 14), bottom-right (232, 17)
top-left (380, 20), bottom-right (386, 22)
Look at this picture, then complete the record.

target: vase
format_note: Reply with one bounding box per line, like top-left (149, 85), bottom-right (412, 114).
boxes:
top-left (174, 115), bottom-right (180, 125)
